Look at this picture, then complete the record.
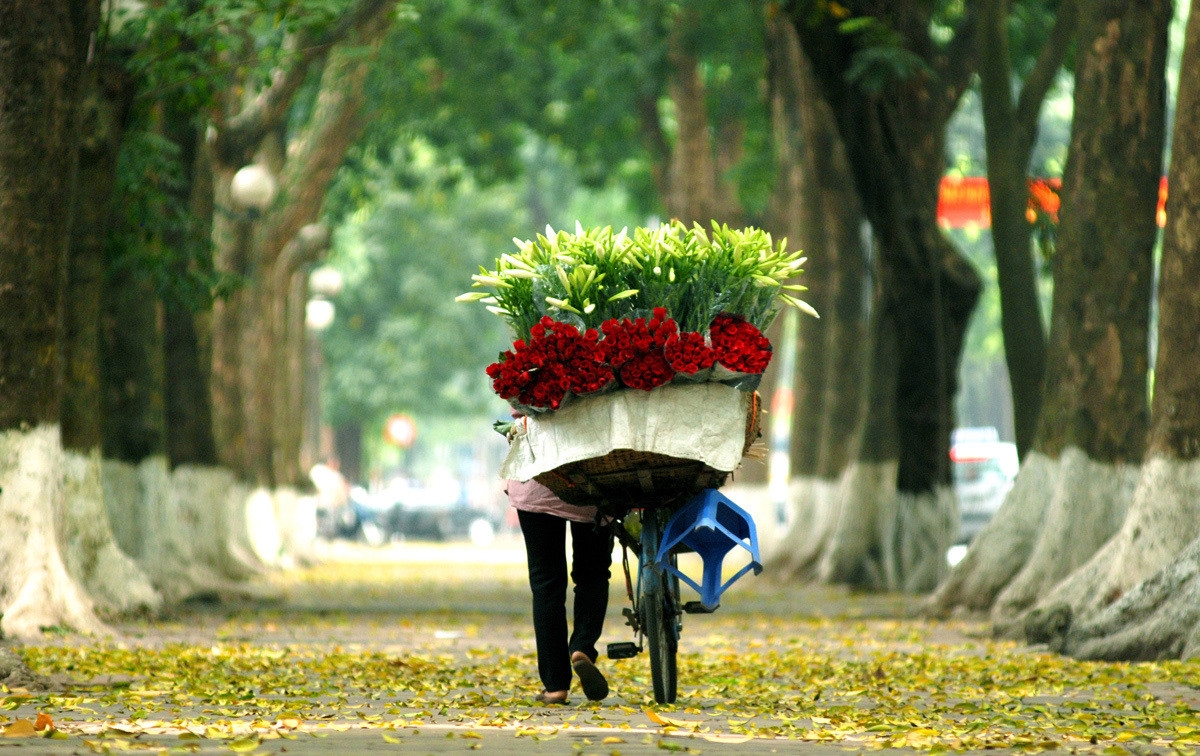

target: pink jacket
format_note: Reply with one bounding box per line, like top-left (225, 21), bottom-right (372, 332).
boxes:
top-left (506, 479), bottom-right (598, 523)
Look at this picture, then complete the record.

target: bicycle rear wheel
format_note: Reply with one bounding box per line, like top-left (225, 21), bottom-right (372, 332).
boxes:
top-left (639, 510), bottom-right (679, 704)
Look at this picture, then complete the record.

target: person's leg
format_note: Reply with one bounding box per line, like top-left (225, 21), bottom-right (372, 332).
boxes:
top-left (567, 520), bottom-right (613, 660)
top-left (517, 509), bottom-right (572, 697)
top-left (567, 520), bottom-right (614, 700)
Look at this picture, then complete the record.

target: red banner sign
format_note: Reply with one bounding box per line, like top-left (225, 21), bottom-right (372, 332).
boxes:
top-left (936, 176), bottom-right (1167, 229)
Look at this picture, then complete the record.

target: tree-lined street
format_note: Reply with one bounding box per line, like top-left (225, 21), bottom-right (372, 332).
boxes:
top-left (5, 2), bottom-right (1200, 750)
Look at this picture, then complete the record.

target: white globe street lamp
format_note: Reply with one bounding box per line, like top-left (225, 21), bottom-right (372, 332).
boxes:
top-left (309, 265), bottom-right (344, 299)
top-left (305, 299), bottom-right (336, 331)
top-left (230, 164), bottom-right (277, 216)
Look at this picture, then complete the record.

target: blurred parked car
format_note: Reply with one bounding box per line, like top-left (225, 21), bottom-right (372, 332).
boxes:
top-left (347, 479), bottom-right (500, 546)
top-left (952, 427), bottom-right (1019, 544)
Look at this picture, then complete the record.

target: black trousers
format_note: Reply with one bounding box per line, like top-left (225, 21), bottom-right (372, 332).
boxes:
top-left (517, 509), bottom-right (614, 692)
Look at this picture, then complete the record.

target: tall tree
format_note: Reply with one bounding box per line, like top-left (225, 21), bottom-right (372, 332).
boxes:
top-left (930, 0), bottom-right (1171, 625)
top-left (0, 0), bottom-right (110, 638)
top-left (762, 6), bottom-right (873, 581)
top-left (776, 0), bottom-right (982, 591)
top-left (208, 0), bottom-right (399, 487)
top-left (1025, 0), bottom-right (1200, 659)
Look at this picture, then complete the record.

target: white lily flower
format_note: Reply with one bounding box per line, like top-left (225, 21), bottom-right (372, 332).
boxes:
top-left (485, 306), bottom-right (511, 316)
top-left (501, 253), bottom-right (534, 270)
top-left (545, 296), bottom-right (582, 314)
top-left (783, 294), bottom-right (819, 318)
top-left (455, 292), bottom-right (489, 302)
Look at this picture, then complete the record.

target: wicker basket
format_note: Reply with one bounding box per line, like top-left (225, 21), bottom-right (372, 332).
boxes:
top-left (534, 392), bottom-right (762, 511)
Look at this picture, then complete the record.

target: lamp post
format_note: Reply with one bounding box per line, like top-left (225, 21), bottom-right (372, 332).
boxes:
top-left (301, 266), bottom-right (344, 473)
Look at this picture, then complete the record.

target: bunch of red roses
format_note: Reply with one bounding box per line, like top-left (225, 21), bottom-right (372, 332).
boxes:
top-left (486, 316), bottom-right (612, 410)
top-left (709, 312), bottom-right (772, 374)
top-left (600, 307), bottom-right (680, 390)
top-left (664, 330), bottom-right (717, 376)
top-left (487, 309), bottom-right (772, 410)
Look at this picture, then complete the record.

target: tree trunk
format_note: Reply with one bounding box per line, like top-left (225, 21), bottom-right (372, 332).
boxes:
top-left (58, 54), bottom-right (162, 619)
top-left (1026, 2), bottom-right (1200, 659)
top-left (0, 0), bottom-right (108, 639)
top-left (930, 0), bottom-right (1170, 624)
top-left (63, 61), bottom-right (133, 453)
top-left (101, 270), bottom-right (167, 463)
top-left (762, 10), bottom-right (870, 580)
top-left (335, 422), bottom-right (364, 485)
top-left (976, 0), bottom-right (1075, 459)
top-left (777, 43), bottom-right (834, 482)
top-left (161, 108), bottom-right (218, 469)
top-left (784, 1), bottom-right (981, 591)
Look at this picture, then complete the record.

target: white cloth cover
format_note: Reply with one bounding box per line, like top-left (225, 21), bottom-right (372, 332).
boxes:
top-left (500, 383), bottom-right (752, 482)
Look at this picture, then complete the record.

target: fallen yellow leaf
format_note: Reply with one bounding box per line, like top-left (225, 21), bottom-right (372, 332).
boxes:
top-left (228, 734), bottom-right (261, 752)
top-left (644, 708), bottom-right (667, 725)
top-left (1, 720), bottom-right (36, 738)
top-left (701, 733), bottom-right (753, 743)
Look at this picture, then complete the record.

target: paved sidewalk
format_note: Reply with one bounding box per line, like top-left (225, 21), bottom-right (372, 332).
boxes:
top-left (2, 539), bottom-right (1197, 754)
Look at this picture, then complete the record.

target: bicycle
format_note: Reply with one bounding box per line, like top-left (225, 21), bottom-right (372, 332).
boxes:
top-left (602, 487), bottom-right (762, 703)
top-left (517, 390), bottom-right (763, 703)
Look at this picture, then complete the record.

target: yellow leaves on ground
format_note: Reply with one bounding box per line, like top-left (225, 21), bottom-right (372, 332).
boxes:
top-left (9, 602), bottom-right (1200, 754)
top-left (1, 718), bottom-right (37, 737)
top-left (1, 712), bottom-right (55, 738)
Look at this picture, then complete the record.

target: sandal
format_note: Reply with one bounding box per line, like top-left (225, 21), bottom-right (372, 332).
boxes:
top-left (571, 654), bottom-right (609, 701)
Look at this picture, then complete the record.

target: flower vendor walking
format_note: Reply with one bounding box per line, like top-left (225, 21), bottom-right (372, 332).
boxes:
top-left (507, 478), bottom-right (613, 704)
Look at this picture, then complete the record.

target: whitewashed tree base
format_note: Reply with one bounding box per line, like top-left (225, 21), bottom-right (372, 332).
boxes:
top-left (762, 475), bottom-right (841, 580)
top-left (1024, 455), bottom-right (1200, 645)
top-left (990, 447), bottom-right (1136, 636)
top-left (1037, 534), bottom-right (1200, 660)
top-left (924, 451), bottom-right (1058, 617)
top-left (62, 449), bottom-right (162, 616)
top-left (0, 426), bottom-right (106, 639)
top-left (104, 459), bottom-right (283, 605)
top-left (817, 461), bottom-right (898, 589)
top-left (763, 462), bottom-right (952, 592)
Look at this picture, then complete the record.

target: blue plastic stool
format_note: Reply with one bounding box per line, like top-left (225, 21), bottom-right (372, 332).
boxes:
top-left (654, 489), bottom-right (763, 610)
